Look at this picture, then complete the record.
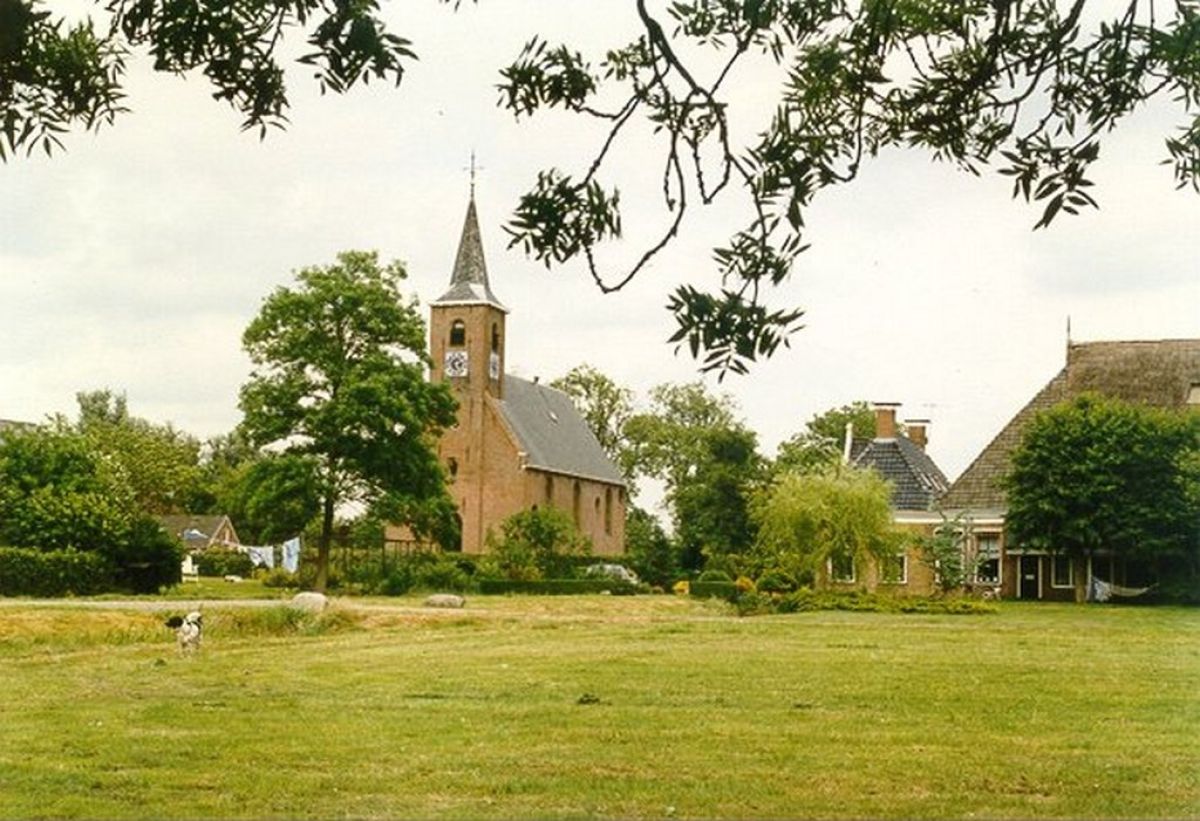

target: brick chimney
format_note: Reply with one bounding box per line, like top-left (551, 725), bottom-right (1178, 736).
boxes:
top-left (872, 402), bottom-right (900, 440)
top-left (904, 418), bottom-right (929, 450)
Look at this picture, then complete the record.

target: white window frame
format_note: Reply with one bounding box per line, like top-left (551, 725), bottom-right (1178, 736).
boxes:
top-left (974, 533), bottom-right (1001, 585)
top-left (880, 551), bottom-right (907, 585)
top-left (829, 553), bottom-right (856, 584)
top-left (1051, 554), bottom-right (1074, 589)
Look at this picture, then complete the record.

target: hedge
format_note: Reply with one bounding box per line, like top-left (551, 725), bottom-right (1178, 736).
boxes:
top-left (195, 548), bottom-right (255, 578)
top-left (478, 578), bottom-right (638, 595)
top-left (689, 580), bottom-right (740, 601)
top-left (0, 547), bottom-right (113, 597)
top-left (735, 588), bottom-right (999, 616)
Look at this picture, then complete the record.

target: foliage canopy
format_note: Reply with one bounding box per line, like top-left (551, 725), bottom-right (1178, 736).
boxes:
top-left (238, 250), bottom-right (458, 591)
top-left (1005, 393), bottom-right (1200, 570)
top-left (7, 1), bottom-right (1198, 374)
top-left (751, 464), bottom-right (902, 582)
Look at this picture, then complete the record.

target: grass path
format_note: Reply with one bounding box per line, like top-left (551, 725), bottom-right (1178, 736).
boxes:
top-left (1, 597), bottom-right (1197, 819)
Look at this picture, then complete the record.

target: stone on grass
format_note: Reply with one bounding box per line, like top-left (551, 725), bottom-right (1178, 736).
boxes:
top-left (291, 591), bottom-right (329, 613)
top-left (424, 593), bottom-right (465, 609)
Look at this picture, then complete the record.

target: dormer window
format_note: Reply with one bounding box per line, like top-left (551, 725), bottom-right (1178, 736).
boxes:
top-left (449, 320), bottom-right (466, 347)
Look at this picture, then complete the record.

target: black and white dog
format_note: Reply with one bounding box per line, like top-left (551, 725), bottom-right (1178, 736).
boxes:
top-left (164, 611), bottom-right (203, 654)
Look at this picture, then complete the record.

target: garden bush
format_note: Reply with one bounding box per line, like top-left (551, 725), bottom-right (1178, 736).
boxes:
top-left (689, 580), bottom-right (739, 600)
top-left (0, 546), bottom-right (113, 596)
top-left (195, 548), bottom-right (255, 578)
top-left (756, 569), bottom-right (799, 594)
top-left (734, 588), bottom-right (999, 616)
top-left (697, 569), bottom-right (732, 582)
top-left (259, 568), bottom-right (300, 589)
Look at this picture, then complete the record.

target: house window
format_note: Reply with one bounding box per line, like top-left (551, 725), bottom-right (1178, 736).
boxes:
top-left (880, 552), bottom-right (907, 584)
top-left (975, 534), bottom-right (1000, 585)
top-left (829, 553), bottom-right (855, 583)
top-left (449, 320), bottom-right (466, 347)
top-left (1051, 554), bottom-right (1074, 588)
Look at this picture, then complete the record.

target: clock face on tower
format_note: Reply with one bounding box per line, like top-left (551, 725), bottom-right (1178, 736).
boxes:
top-left (444, 350), bottom-right (469, 378)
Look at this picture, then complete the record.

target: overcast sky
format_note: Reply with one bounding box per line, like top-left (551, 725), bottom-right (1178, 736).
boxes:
top-left (3, 1), bottom-right (1198, 506)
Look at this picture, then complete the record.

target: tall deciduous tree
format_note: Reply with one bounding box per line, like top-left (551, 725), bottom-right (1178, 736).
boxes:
top-left (73, 389), bottom-right (204, 514)
top-left (751, 465), bottom-right (901, 583)
top-left (624, 381), bottom-right (762, 569)
top-left (551, 364), bottom-right (635, 479)
top-left (238, 250), bottom-right (458, 591)
top-left (1005, 394), bottom-right (1200, 575)
top-left (775, 401), bottom-right (876, 475)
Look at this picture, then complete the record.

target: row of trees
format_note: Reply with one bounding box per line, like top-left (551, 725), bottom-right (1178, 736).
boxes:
top-left (4, 251), bottom-right (1196, 596)
top-left (551, 364), bottom-right (893, 586)
top-left (556, 365), bottom-right (1200, 594)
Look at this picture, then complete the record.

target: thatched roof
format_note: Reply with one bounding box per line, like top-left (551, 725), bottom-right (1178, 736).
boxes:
top-left (941, 339), bottom-right (1200, 512)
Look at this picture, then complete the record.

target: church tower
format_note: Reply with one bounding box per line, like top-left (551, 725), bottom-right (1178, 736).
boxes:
top-left (420, 189), bottom-right (627, 557)
top-left (429, 195), bottom-right (508, 551)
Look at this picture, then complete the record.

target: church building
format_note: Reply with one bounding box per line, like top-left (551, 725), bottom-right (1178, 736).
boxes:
top-left (422, 194), bottom-right (627, 555)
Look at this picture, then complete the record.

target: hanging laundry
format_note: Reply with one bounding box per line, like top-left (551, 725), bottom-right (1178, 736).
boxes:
top-left (246, 545), bottom-right (275, 569)
top-left (281, 537), bottom-right (301, 573)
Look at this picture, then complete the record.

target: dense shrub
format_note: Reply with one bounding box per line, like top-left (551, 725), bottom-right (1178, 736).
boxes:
top-left (756, 569), bottom-right (798, 594)
top-left (689, 580), bottom-right (739, 600)
top-left (259, 568), bottom-right (300, 588)
top-left (478, 578), bottom-right (638, 595)
top-left (0, 547), bottom-right (113, 596)
top-left (195, 548), bottom-right (255, 578)
top-left (481, 508), bottom-right (592, 580)
top-left (105, 516), bottom-right (183, 594)
top-left (734, 588), bottom-right (999, 616)
top-left (697, 569), bottom-right (732, 582)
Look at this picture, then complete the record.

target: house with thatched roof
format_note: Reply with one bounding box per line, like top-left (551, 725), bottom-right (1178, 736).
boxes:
top-left (941, 338), bottom-right (1200, 601)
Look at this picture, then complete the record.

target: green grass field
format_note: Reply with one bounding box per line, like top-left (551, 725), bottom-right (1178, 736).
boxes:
top-left (0, 596), bottom-right (1196, 819)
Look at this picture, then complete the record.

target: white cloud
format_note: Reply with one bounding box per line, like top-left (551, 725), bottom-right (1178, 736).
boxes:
top-left (2, 0), bottom-right (1197, 494)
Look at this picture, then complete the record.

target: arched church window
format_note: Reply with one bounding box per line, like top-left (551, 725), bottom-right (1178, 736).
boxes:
top-left (447, 457), bottom-right (458, 479)
top-left (491, 323), bottom-right (500, 352)
top-left (544, 474), bottom-right (553, 502)
top-left (572, 481), bottom-right (582, 525)
top-left (604, 488), bottom-right (613, 536)
top-left (449, 320), bottom-right (466, 347)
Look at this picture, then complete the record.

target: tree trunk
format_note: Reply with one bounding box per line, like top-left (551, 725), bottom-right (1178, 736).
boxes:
top-left (315, 490), bottom-right (335, 593)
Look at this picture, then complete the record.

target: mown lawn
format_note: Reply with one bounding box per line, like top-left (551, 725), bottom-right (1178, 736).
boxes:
top-left (0, 596), bottom-right (1196, 819)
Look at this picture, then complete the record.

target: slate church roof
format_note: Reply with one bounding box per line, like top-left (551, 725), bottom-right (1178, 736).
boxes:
top-left (850, 435), bottom-right (949, 511)
top-left (433, 197), bottom-right (506, 311)
top-left (941, 338), bottom-right (1200, 512)
top-left (495, 376), bottom-right (626, 486)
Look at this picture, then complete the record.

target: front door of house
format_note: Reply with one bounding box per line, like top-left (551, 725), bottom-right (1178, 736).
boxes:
top-left (1018, 555), bottom-right (1040, 599)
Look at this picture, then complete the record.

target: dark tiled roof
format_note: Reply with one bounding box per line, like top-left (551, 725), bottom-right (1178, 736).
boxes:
top-left (494, 375), bottom-right (625, 486)
top-left (851, 435), bottom-right (949, 511)
top-left (941, 338), bottom-right (1200, 512)
top-left (433, 197), bottom-right (506, 311)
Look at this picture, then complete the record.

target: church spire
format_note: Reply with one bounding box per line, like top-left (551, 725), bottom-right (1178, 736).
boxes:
top-left (434, 193), bottom-right (506, 311)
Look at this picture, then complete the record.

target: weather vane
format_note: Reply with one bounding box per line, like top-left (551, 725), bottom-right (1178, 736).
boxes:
top-left (465, 150), bottom-right (484, 198)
